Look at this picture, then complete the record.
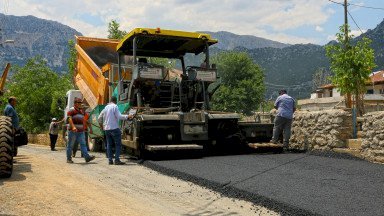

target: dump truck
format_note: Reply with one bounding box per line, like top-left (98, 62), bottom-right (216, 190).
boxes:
top-left (66, 28), bottom-right (276, 158)
top-left (64, 36), bottom-right (119, 151)
top-left (0, 63), bottom-right (29, 178)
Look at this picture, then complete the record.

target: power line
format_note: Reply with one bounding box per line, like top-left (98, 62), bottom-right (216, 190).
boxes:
top-left (348, 2), bottom-right (384, 10)
top-left (328, 0), bottom-right (344, 6)
top-left (328, 0), bottom-right (367, 35)
top-left (264, 83), bottom-right (312, 90)
top-left (347, 10), bottom-right (364, 35)
top-left (327, 0), bottom-right (384, 10)
top-left (264, 82), bottom-right (288, 87)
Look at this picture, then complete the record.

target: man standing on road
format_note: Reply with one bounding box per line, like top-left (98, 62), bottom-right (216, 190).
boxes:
top-left (49, 118), bottom-right (63, 151)
top-left (270, 90), bottom-right (296, 150)
top-left (72, 106), bottom-right (92, 157)
top-left (98, 96), bottom-right (131, 165)
top-left (66, 97), bottom-right (95, 163)
top-left (4, 96), bottom-right (19, 130)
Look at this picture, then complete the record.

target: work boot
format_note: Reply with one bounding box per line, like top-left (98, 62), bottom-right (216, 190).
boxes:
top-left (114, 160), bottom-right (125, 165)
top-left (85, 155), bottom-right (95, 163)
top-left (108, 160), bottom-right (113, 165)
top-left (283, 144), bottom-right (289, 152)
top-left (67, 159), bottom-right (74, 164)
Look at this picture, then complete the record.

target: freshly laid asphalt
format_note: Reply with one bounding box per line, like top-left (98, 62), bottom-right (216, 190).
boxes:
top-left (143, 152), bottom-right (384, 216)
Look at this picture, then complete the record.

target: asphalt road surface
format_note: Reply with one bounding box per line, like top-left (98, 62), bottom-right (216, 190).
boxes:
top-left (144, 151), bottom-right (384, 216)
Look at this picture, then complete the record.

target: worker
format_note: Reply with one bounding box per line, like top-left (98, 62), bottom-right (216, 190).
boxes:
top-left (98, 96), bottom-right (131, 165)
top-left (270, 89), bottom-right (296, 151)
top-left (66, 97), bottom-right (95, 163)
top-left (4, 96), bottom-right (28, 148)
top-left (4, 96), bottom-right (19, 130)
top-left (72, 106), bottom-right (91, 157)
top-left (49, 118), bottom-right (64, 151)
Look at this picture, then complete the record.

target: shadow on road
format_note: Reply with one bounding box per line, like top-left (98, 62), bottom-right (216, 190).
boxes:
top-left (0, 154), bottom-right (32, 185)
top-left (131, 146), bottom-right (301, 162)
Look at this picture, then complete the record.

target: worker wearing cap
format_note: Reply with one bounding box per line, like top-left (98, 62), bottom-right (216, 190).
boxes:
top-left (270, 90), bottom-right (296, 150)
top-left (49, 118), bottom-right (62, 151)
top-left (66, 97), bottom-right (95, 163)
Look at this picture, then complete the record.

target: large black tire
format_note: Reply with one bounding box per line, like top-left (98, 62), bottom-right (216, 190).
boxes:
top-left (13, 145), bottom-right (18, 156)
top-left (0, 116), bottom-right (14, 178)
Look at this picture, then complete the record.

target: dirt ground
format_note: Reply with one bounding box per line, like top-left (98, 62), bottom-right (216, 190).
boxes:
top-left (0, 145), bottom-right (278, 216)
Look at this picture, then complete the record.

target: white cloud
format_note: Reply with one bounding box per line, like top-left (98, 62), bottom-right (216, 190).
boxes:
top-left (326, 29), bottom-right (367, 42)
top-left (327, 34), bottom-right (337, 41)
top-left (6, 0), bottom-right (334, 44)
top-left (350, 29), bottom-right (366, 37)
top-left (315, 26), bottom-right (324, 32)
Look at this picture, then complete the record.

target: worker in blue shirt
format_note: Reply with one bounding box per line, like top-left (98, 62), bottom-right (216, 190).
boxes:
top-left (270, 90), bottom-right (296, 150)
top-left (4, 96), bottom-right (19, 130)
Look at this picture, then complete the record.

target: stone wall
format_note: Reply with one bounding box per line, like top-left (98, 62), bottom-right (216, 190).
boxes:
top-left (290, 110), bottom-right (353, 150)
top-left (28, 134), bottom-right (66, 147)
top-left (361, 111), bottom-right (384, 163)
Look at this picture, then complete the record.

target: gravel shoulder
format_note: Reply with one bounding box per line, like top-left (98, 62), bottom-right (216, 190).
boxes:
top-left (0, 145), bottom-right (277, 216)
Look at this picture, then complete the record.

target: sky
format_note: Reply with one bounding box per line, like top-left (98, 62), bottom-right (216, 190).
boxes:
top-left (2, 0), bottom-right (384, 45)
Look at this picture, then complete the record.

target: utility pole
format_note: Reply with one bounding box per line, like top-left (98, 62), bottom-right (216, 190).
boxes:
top-left (344, 0), bottom-right (352, 108)
top-left (344, 0), bottom-right (348, 43)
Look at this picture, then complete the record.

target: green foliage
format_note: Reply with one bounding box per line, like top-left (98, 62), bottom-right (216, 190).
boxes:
top-left (148, 58), bottom-right (176, 69)
top-left (66, 39), bottom-right (76, 88)
top-left (6, 56), bottom-right (71, 133)
top-left (259, 100), bottom-right (275, 112)
top-left (325, 25), bottom-right (376, 113)
top-left (107, 20), bottom-right (127, 39)
top-left (210, 51), bottom-right (265, 115)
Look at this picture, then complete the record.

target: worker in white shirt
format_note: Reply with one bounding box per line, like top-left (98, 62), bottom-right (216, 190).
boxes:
top-left (98, 96), bottom-right (132, 165)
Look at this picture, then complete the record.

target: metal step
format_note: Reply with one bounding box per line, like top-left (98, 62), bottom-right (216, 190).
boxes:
top-left (145, 144), bottom-right (203, 151)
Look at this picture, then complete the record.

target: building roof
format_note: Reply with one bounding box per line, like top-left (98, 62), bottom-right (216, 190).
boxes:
top-left (320, 84), bottom-right (334, 89)
top-left (370, 70), bottom-right (384, 83)
top-left (318, 70), bottom-right (384, 90)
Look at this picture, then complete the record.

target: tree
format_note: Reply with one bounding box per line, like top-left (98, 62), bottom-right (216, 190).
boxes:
top-left (325, 25), bottom-right (376, 115)
top-left (312, 67), bottom-right (331, 91)
top-left (66, 39), bottom-right (77, 88)
top-left (148, 58), bottom-right (176, 69)
top-left (210, 52), bottom-right (265, 115)
top-left (107, 20), bottom-right (127, 39)
top-left (6, 56), bottom-right (72, 133)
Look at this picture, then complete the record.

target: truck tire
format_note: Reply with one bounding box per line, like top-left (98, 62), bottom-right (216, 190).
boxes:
top-left (13, 145), bottom-right (18, 156)
top-left (0, 116), bottom-right (14, 178)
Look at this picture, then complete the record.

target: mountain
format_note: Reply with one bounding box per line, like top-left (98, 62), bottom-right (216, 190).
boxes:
top-left (0, 14), bottom-right (382, 99)
top-left (0, 14), bottom-right (81, 73)
top-left (355, 19), bottom-right (384, 69)
top-left (204, 31), bottom-right (290, 50)
top-left (236, 20), bottom-right (384, 99)
top-left (241, 44), bottom-right (329, 99)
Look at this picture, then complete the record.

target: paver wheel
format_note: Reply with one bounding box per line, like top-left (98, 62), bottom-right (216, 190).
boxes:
top-left (0, 116), bottom-right (14, 178)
